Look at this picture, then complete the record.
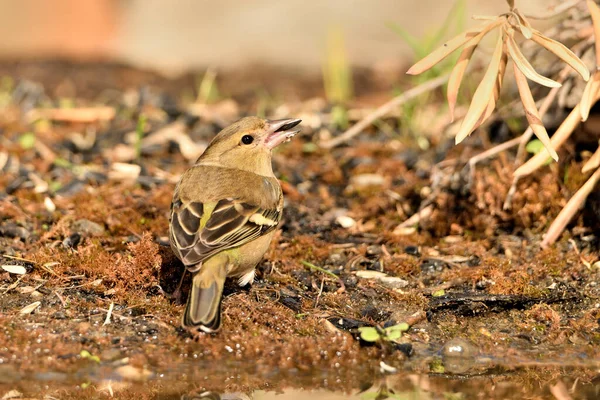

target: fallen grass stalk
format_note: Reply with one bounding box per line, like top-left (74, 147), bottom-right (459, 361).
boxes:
top-left (103, 302), bottom-right (114, 326)
top-left (320, 74), bottom-right (450, 149)
top-left (541, 167), bottom-right (600, 248)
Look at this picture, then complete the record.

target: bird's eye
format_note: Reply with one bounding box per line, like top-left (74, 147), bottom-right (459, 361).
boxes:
top-left (241, 135), bottom-right (254, 145)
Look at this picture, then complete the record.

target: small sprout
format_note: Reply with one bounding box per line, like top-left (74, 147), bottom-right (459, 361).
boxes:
top-left (19, 132), bottom-right (36, 150)
top-left (135, 114), bottom-right (147, 160)
top-left (430, 358), bottom-right (446, 373)
top-left (330, 104), bottom-right (349, 130)
top-left (302, 142), bottom-right (318, 154)
top-left (80, 350), bottom-right (101, 363)
top-left (358, 327), bottom-right (381, 342)
top-left (196, 68), bottom-right (220, 104)
top-left (53, 157), bottom-right (73, 169)
top-left (322, 27), bottom-right (353, 105)
top-left (358, 322), bottom-right (410, 343)
top-left (525, 139), bottom-right (552, 166)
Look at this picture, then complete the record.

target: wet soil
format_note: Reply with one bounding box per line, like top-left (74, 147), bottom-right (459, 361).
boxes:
top-left (0, 61), bottom-right (599, 399)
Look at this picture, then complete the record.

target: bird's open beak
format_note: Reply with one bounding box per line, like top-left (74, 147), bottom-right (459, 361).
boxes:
top-left (265, 118), bottom-right (302, 149)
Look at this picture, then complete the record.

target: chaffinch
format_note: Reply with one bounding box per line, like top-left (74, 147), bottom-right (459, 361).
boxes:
top-left (169, 116), bottom-right (301, 333)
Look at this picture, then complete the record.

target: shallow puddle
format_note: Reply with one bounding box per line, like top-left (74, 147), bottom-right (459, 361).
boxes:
top-left (2, 360), bottom-right (600, 399)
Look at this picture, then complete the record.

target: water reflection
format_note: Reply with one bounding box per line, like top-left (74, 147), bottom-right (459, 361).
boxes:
top-left (2, 363), bottom-right (600, 399)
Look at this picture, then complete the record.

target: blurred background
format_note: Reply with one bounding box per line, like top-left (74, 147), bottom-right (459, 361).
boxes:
top-left (0, 0), bottom-right (547, 74)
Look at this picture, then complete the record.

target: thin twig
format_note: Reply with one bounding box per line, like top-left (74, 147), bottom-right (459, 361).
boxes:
top-left (320, 74), bottom-right (450, 149)
top-left (301, 261), bottom-right (346, 293)
top-left (103, 302), bottom-right (114, 326)
top-left (524, 0), bottom-right (584, 20)
top-left (467, 136), bottom-right (522, 186)
top-left (314, 278), bottom-right (325, 308)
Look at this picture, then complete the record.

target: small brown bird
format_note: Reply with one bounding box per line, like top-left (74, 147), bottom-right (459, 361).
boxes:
top-left (169, 116), bottom-right (301, 333)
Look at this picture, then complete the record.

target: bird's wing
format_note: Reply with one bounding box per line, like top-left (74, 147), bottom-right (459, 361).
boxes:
top-left (169, 195), bottom-right (281, 269)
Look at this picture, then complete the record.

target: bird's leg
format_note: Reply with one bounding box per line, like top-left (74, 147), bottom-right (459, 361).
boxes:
top-left (157, 270), bottom-right (187, 303)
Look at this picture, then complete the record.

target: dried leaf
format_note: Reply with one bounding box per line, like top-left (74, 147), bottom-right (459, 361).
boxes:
top-left (448, 30), bottom-right (487, 120)
top-left (531, 30), bottom-right (590, 81)
top-left (582, 142), bottom-right (600, 173)
top-left (506, 31), bottom-right (561, 88)
top-left (587, 0), bottom-right (600, 65)
top-left (456, 33), bottom-right (504, 144)
top-left (542, 168), bottom-right (600, 248)
top-left (1, 265), bottom-right (27, 275)
top-left (19, 301), bottom-right (40, 315)
top-left (356, 270), bottom-right (388, 279)
top-left (114, 365), bottom-right (152, 382)
top-left (407, 19), bottom-right (502, 75)
top-left (472, 49), bottom-right (508, 132)
top-left (26, 107), bottom-right (116, 123)
top-left (514, 104), bottom-right (584, 177)
top-left (513, 63), bottom-right (559, 161)
top-left (506, 0), bottom-right (515, 9)
top-left (514, 9), bottom-right (533, 39)
top-left (580, 70), bottom-right (600, 121)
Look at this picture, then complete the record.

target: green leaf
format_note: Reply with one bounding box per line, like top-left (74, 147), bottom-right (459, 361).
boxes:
top-left (525, 139), bottom-right (552, 166)
top-left (386, 329), bottom-right (402, 341)
top-left (19, 132), bottom-right (36, 150)
top-left (53, 157), bottom-right (72, 169)
top-left (390, 322), bottom-right (410, 332)
top-left (80, 350), bottom-right (100, 363)
top-left (432, 289), bottom-right (446, 297)
top-left (358, 327), bottom-right (381, 342)
top-left (430, 358), bottom-right (445, 373)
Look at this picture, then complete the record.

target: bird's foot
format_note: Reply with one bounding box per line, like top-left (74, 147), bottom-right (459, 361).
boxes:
top-left (156, 284), bottom-right (184, 304)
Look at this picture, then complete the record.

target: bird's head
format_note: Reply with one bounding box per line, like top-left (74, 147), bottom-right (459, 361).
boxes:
top-left (197, 116), bottom-right (302, 176)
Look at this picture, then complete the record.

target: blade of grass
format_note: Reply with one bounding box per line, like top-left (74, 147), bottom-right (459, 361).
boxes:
top-left (541, 167), bottom-right (600, 248)
top-left (429, 0), bottom-right (467, 50)
top-left (506, 30), bottom-right (561, 88)
top-left (387, 22), bottom-right (424, 58)
top-left (407, 18), bottom-right (503, 75)
top-left (587, 0), bottom-right (600, 64)
top-left (455, 32), bottom-right (504, 144)
top-left (513, 63), bottom-right (559, 161)
top-left (580, 71), bottom-right (600, 121)
top-left (531, 30), bottom-right (590, 81)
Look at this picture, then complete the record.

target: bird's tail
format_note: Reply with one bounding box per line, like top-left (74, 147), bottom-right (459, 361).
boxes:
top-left (183, 256), bottom-right (227, 332)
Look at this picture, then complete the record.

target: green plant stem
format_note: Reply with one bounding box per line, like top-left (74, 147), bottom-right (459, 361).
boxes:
top-left (301, 261), bottom-right (346, 292)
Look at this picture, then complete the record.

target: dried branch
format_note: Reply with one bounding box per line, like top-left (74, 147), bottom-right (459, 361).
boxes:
top-left (541, 167), bottom-right (600, 248)
top-left (320, 74), bottom-right (450, 149)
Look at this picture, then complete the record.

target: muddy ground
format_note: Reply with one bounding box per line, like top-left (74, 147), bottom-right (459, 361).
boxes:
top-left (0, 61), bottom-right (599, 399)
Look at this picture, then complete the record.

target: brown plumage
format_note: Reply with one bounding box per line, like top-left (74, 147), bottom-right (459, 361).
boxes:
top-left (169, 116), bottom-right (301, 333)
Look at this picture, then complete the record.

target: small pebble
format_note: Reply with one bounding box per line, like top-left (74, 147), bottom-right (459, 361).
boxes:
top-left (335, 215), bottom-right (356, 229)
top-left (63, 232), bottom-right (81, 249)
top-left (72, 219), bottom-right (105, 236)
top-left (348, 174), bottom-right (385, 190)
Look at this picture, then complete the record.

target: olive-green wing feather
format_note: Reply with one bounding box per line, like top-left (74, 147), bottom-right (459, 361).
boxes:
top-left (170, 195), bottom-right (281, 270)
